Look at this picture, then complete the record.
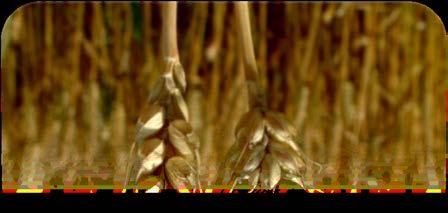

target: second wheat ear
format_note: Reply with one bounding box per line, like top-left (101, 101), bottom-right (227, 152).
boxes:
top-left (217, 2), bottom-right (320, 190)
top-left (125, 2), bottom-right (201, 190)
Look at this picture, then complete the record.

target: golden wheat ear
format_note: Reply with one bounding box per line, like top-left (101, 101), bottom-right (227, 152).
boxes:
top-left (221, 107), bottom-right (310, 190)
top-left (125, 2), bottom-right (201, 190)
top-left (217, 2), bottom-right (314, 190)
top-left (126, 58), bottom-right (201, 190)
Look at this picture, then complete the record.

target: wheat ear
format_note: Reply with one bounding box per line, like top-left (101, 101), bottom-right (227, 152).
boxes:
top-left (125, 1), bottom-right (201, 190)
top-left (217, 2), bottom-right (315, 190)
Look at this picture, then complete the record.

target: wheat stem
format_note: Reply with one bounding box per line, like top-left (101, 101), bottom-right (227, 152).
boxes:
top-left (161, 2), bottom-right (179, 60)
top-left (234, 2), bottom-right (266, 109)
top-left (235, 2), bottom-right (257, 78)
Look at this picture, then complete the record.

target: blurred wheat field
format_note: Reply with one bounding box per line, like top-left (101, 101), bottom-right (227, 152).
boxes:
top-left (1, 2), bottom-right (447, 189)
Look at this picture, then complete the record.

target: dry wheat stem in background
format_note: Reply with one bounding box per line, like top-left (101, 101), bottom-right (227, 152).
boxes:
top-left (217, 2), bottom-right (321, 190)
top-left (125, 2), bottom-right (201, 190)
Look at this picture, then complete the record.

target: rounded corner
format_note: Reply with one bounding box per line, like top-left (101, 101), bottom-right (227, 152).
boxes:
top-left (409, 2), bottom-right (447, 35)
top-left (1, 2), bottom-right (41, 41)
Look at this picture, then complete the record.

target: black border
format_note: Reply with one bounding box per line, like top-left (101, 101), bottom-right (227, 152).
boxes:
top-left (1, 191), bottom-right (448, 210)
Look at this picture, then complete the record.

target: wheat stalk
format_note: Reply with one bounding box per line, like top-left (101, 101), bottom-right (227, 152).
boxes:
top-left (217, 2), bottom-right (320, 190)
top-left (125, 2), bottom-right (201, 190)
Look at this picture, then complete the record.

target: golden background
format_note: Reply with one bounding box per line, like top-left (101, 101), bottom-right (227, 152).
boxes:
top-left (1, 2), bottom-right (446, 189)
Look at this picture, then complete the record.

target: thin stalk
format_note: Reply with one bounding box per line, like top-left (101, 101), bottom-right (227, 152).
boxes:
top-left (235, 2), bottom-right (258, 81)
top-left (234, 2), bottom-right (265, 109)
top-left (161, 1), bottom-right (179, 61)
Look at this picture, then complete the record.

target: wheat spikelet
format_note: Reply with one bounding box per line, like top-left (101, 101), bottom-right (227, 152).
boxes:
top-left (125, 2), bottom-right (200, 190)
